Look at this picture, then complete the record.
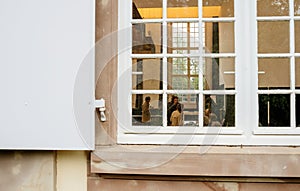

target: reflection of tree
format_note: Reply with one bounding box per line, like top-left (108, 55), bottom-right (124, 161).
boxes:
top-left (270, 0), bottom-right (289, 13)
top-left (171, 58), bottom-right (199, 90)
top-left (257, 0), bottom-right (289, 15)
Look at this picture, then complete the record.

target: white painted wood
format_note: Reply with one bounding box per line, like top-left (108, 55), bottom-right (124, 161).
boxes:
top-left (0, 0), bottom-right (95, 149)
top-left (290, 0), bottom-right (296, 129)
top-left (117, 0), bottom-right (300, 145)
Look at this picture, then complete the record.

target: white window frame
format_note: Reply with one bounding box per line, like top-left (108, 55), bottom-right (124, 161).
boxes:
top-left (117, 0), bottom-right (300, 145)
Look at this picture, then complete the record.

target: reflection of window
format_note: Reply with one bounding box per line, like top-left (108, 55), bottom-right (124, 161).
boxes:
top-left (117, 0), bottom-right (300, 145)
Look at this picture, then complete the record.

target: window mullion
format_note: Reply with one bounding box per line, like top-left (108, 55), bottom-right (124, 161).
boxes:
top-left (290, 0), bottom-right (296, 129)
top-left (162, 0), bottom-right (168, 127)
top-left (236, 0), bottom-right (255, 138)
top-left (198, 0), bottom-right (203, 127)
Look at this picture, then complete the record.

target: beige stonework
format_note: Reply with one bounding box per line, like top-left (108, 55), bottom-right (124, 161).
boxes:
top-left (0, 151), bottom-right (55, 191)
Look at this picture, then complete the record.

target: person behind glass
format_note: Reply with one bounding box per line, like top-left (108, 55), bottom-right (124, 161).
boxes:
top-left (167, 95), bottom-right (180, 126)
top-left (142, 96), bottom-right (151, 123)
top-left (170, 104), bottom-right (183, 126)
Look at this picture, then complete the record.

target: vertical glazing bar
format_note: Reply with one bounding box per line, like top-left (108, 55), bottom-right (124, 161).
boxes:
top-left (254, 0), bottom-right (260, 130)
top-left (163, 0), bottom-right (168, 127)
top-left (198, 0), bottom-right (204, 127)
top-left (129, 0), bottom-right (133, 127)
top-left (290, 0), bottom-right (296, 128)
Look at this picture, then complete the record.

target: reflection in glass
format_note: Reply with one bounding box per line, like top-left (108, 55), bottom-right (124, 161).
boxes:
top-left (203, 22), bottom-right (235, 53)
top-left (168, 57), bottom-right (199, 90)
top-left (202, 0), bottom-right (234, 18)
top-left (296, 94), bottom-right (300, 127)
top-left (257, 0), bottom-right (289, 16)
top-left (295, 0), bottom-right (300, 16)
top-left (295, 21), bottom-right (300, 53)
top-left (132, 0), bottom-right (162, 19)
top-left (204, 95), bottom-right (235, 127)
top-left (132, 94), bottom-right (162, 126)
top-left (296, 58), bottom-right (300, 89)
top-left (258, 21), bottom-right (289, 53)
top-left (258, 58), bottom-right (290, 89)
top-left (167, 94), bottom-right (198, 126)
top-left (132, 23), bottom-right (162, 54)
top-left (259, 94), bottom-right (290, 127)
top-left (132, 59), bottom-right (162, 90)
top-left (203, 58), bottom-right (235, 90)
top-left (167, 0), bottom-right (198, 18)
top-left (167, 22), bottom-right (199, 54)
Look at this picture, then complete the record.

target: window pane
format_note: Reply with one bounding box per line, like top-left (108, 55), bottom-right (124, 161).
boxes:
top-left (132, 23), bottom-right (162, 54)
top-left (295, 21), bottom-right (300, 53)
top-left (203, 22), bottom-right (235, 53)
top-left (132, 94), bottom-right (162, 126)
top-left (167, 94), bottom-right (199, 126)
top-left (132, 59), bottom-right (162, 90)
top-left (168, 57), bottom-right (199, 90)
top-left (295, 0), bottom-right (300, 16)
top-left (204, 94), bottom-right (235, 127)
top-left (167, 0), bottom-right (198, 18)
top-left (257, 0), bottom-right (289, 17)
top-left (258, 58), bottom-right (290, 89)
top-left (167, 22), bottom-right (199, 54)
top-left (132, 0), bottom-right (162, 19)
top-left (202, 0), bottom-right (234, 18)
top-left (296, 94), bottom-right (300, 127)
top-left (296, 58), bottom-right (300, 89)
top-left (203, 58), bottom-right (235, 90)
top-left (259, 94), bottom-right (290, 127)
top-left (258, 21), bottom-right (289, 53)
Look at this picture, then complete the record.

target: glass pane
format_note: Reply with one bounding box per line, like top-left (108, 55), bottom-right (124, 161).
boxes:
top-left (132, 23), bottom-right (162, 54)
top-left (203, 58), bottom-right (235, 90)
top-left (167, 22), bottom-right (199, 54)
top-left (295, 21), bottom-right (300, 53)
top-left (203, 22), bottom-right (235, 53)
top-left (202, 0), bottom-right (234, 18)
top-left (258, 21), bottom-right (289, 53)
top-left (204, 94), bottom-right (235, 127)
top-left (132, 94), bottom-right (162, 126)
top-left (132, 0), bottom-right (162, 19)
top-left (259, 94), bottom-right (290, 127)
top-left (167, 94), bottom-right (199, 126)
top-left (132, 59), bottom-right (162, 90)
top-left (296, 58), bottom-right (300, 89)
top-left (258, 58), bottom-right (290, 89)
top-left (167, 57), bottom-right (199, 90)
top-left (167, 0), bottom-right (198, 18)
top-left (257, 0), bottom-right (289, 16)
top-left (296, 94), bottom-right (300, 127)
top-left (295, 0), bottom-right (300, 16)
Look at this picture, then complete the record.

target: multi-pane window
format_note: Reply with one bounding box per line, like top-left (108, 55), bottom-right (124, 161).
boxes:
top-left (256, 0), bottom-right (300, 131)
top-left (118, 0), bottom-right (300, 145)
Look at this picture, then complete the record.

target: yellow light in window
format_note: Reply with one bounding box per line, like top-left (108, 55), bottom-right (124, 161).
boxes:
top-left (137, 6), bottom-right (221, 19)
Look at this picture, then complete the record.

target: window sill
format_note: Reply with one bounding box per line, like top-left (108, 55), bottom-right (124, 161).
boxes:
top-left (91, 145), bottom-right (300, 177)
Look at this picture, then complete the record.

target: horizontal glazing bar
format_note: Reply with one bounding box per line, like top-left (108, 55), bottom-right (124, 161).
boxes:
top-left (256, 16), bottom-right (291, 21)
top-left (257, 53), bottom-right (292, 58)
top-left (257, 90), bottom-right (293, 94)
top-left (131, 90), bottom-right (164, 94)
top-left (202, 18), bottom-right (235, 22)
top-left (203, 90), bottom-right (237, 95)
top-left (202, 53), bottom-right (236, 58)
top-left (131, 54), bottom-right (164, 58)
top-left (131, 19), bottom-right (163, 23)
